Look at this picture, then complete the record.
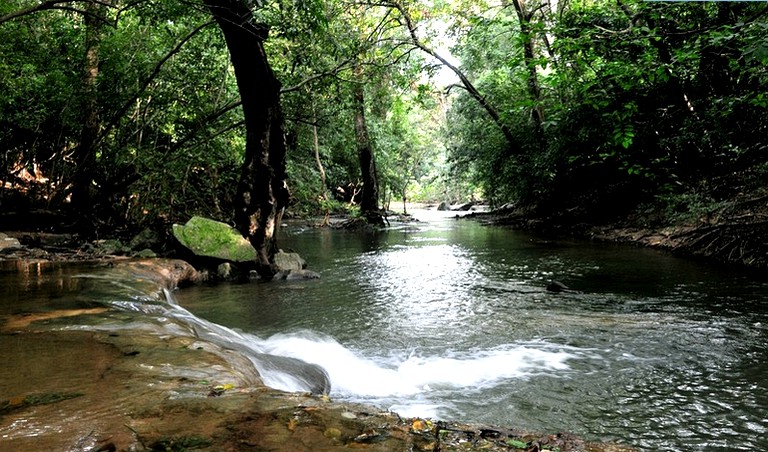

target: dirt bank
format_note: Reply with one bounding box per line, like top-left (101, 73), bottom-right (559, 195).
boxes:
top-left (466, 189), bottom-right (768, 271)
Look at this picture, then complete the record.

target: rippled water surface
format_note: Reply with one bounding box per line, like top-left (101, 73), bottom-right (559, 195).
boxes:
top-left (173, 210), bottom-right (768, 451)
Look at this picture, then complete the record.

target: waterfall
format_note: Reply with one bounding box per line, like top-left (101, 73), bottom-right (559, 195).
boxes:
top-left (161, 289), bottom-right (331, 394)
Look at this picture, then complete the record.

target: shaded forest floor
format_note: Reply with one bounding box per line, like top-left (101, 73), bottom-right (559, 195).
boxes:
top-left (465, 187), bottom-right (768, 271)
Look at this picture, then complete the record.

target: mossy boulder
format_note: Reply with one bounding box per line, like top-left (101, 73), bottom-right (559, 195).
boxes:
top-left (172, 217), bottom-right (257, 263)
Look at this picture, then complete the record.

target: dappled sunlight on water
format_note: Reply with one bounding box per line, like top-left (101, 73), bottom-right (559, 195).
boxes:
top-left (173, 210), bottom-right (768, 450)
top-left (358, 243), bottom-right (481, 333)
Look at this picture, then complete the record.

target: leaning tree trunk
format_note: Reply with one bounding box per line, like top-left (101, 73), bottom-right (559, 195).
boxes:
top-left (393, 0), bottom-right (523, 157)
top-left (204, 0), bottom-right (290, 279)
top-left (352, 75), bottom-right (384, 226)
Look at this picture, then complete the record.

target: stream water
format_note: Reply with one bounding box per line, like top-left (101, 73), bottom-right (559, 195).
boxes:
top-left (2, 210), bottom-right (767, 451)
top-left (175, 210), bottom-right (768, 451)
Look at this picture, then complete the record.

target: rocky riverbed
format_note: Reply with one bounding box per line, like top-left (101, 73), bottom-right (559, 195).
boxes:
top-left (0, 257), bottom-right (635, 451)
top-left (4, 197), bottom-right (767, 450)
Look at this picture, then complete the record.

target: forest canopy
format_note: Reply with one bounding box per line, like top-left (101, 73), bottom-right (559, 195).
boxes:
top-left (1, 0), bottom-right (766, 236)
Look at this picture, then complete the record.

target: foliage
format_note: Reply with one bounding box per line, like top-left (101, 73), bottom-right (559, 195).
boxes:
top-left (1, 0), bottom-right (766, 233)
top-left (276, 0), bottom-right (453, 216)
top-left (0, 1), bottom-right (244, 234)
top-left (651, 191), bottom-right (731, 226)
top-left (0, 7), bottom-right (82, 199)
top-left (444, 0), bottom-right (768, 221)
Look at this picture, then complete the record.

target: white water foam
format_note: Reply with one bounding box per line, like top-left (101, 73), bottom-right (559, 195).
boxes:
top-left (257, 331), bottom-right (574, 397)
top-left (159, 290), bottom-right (575, 405)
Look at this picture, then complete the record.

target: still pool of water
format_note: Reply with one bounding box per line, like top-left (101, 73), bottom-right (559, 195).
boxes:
top-left (174, 210), bottom-right (768, 451)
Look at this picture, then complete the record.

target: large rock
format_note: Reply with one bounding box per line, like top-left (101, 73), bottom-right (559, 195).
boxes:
top-left (273, 250), bottom-right (306, 271)
top-left (0, 233), bottom-right (22, 251)
top-left (172, 217), bottom-right (257, 262)
top-left (273, 251), bottom-right (319, 279)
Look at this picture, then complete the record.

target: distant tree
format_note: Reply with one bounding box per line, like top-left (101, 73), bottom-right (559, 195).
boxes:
top-left (69, 0), bottom-right (106, 217)
top-left (352, 64), bottom-right (385, 225)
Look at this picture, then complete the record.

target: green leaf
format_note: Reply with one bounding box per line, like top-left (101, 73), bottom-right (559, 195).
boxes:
top-left (506, 438), bottom-right (528, 448)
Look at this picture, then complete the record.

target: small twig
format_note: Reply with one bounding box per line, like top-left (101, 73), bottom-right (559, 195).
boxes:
top-left (123, 424), bottom-right (146, 449)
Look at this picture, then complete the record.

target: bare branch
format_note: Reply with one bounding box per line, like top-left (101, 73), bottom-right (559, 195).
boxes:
top-left (281, 57), bottom-right (356, 93)
top-left (1, 0), bottom-right (70, 24)
top-left (165, 99), bottom-right (243, 155)
top-left (445, 83), bottom-right (469, 94)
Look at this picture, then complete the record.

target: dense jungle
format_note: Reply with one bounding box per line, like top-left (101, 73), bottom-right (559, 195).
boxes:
top-left (2, 2), bottom-right (768, 451)
top-left (1, 0), bottom-right (767, 268)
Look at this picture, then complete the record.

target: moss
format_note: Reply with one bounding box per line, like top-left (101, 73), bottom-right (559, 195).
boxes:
top-left (148, 435), bottom-right (213, 451)
top-left (172, 217), bottom-right (257, 262)
top-left (0, 391), bottom-right (84, 414)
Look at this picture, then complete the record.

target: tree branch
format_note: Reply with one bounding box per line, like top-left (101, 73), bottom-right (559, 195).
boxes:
top-left (96, 20), bottom-right (215, 149)
top-left (164, 99), bottom-right (243, 155)
top-left (281, 57), bottom-right (356, 93)
top-left (389, 0), bottom-right (522, 155)
top-left (0, 0), bottom-right (114, 26)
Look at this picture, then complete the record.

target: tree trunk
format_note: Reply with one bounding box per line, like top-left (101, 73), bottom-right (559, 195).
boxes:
top-left (204, 0), bottom-right (290, 279)
top-left (312, 108), bottom-right (330, 227)
top-left (70, 0), bottom-right (105, 221)
top-left (352, 74), bottom-right (384, 226)
top-left (509, 0), bottom-right (545, 148)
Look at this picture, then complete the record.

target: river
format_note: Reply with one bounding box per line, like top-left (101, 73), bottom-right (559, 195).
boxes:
top-left (175, 210), bottom-right (768, 451)
top-left (2, 210), bottom-right (767, 451)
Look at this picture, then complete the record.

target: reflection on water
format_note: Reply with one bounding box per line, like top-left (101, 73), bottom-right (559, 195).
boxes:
top-left (0, 261), bottom-right (91, 315)
top-left (2, 211), bottom-right (766, 450)
top-left (176, 210), bottom-right (768, 451)
top-left (362, 243), bottom-right (480, 335)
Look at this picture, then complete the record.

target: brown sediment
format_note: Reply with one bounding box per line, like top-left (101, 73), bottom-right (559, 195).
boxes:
top-left (2, 307), bottom-right (109, 330)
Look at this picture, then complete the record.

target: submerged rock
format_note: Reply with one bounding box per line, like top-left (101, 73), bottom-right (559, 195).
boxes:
top-left (546, 280), bottom-right (582, 294)
top-left (453, 202), bottom-right (475, 211)
top-left (546, 280), bottom-right (570, 292)
top-left (0, 259), bottom-right (634, 452)
top-left (275, 269), bottom-right (321, 280)
top-left (255, 354), bottom-right (331, 395)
